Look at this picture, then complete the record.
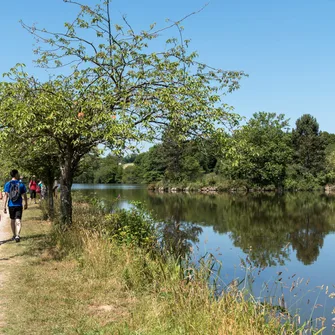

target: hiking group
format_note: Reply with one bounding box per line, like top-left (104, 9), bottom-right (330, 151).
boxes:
top-left (28, 175), bottom-right (49, 203)
top-left (0, 170), bottom-right (59, 243)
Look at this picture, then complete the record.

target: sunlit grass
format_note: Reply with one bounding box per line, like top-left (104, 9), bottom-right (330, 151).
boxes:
top-left (0, 203), bottom-right (326, 334)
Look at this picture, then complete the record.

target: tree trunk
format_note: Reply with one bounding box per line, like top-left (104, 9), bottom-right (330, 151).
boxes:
top-left (47, 176), bottom-right (54, 220)
top-left (60, 156), bottom-right (74, 226)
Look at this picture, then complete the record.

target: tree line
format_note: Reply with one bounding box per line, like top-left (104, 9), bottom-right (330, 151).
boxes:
top-left (87, 112), bottom-right (335, 191)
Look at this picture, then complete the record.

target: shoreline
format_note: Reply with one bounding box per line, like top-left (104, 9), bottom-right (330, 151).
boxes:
top-left (148, 184), bottom-right (334, 194)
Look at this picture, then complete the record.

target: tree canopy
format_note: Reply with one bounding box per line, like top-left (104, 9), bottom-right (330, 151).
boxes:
top-left (292, 114), bottom-right (326, 176)
top-left (222, 112), bottom-right (292, 188)
top-left (0, 0), bottom-right (245, 224)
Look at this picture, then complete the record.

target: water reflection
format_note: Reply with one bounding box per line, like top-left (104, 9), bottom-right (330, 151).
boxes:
top-left (145, 192), bottom-right (335, 267)
top-left (158, 220), bottom-right (203, 259)
top-left (73, 185), bottom-right (335, 332)
top-left (73, 185), bottom-right (335, 268)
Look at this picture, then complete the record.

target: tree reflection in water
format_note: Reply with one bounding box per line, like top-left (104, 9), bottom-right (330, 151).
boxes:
top-left (157, 220), bottom-right (203, 259)
top-left (145, 192), bottom-right (335, 268)
top-left (154, 199), bottom-right (203, 259)
top-left (74, 187), bottom-right (335, 268)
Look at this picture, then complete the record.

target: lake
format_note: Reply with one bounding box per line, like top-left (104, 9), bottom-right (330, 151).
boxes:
top-left (73, 184), bottom-right (335, 333)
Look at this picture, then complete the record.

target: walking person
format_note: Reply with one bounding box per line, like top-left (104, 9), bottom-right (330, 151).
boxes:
top-left (39, 180), bottom-right (46, 200)
top-left (29, 175), bottom-right (37, 204)
top-left (3, 169), bottom-right (28, 243)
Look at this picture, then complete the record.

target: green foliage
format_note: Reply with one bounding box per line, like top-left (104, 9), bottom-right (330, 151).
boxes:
top-left (131, 129), bottom-right (220, 184)
top-left (74, 154), bottom-right (140, 184)
top-left (161, 129), bottom-right (206, 182)
top-left (222, 112), bottom-right (292, 188)
top-left (134, 146), bottom-right (167, 183)
top-left (292, 114), bottom-right (326, 176)
top-left (104, 206), bottom-right (156, 248)
top-left (70, 195), bottom-right (156, 248)
top-left (122, 165), bottom-right (139, 184)
top-left (74, 150), bottom-right (101, 183)
top-left (69, 112), bottom-right (332, 192)
top-left (117, 113), bottom-right (332, 191)
top-left (0, 0), bottom-right (245, 224)
top-left (94, 155), bottom-right (123, 184)
top-left (0, 157), bottom-right (15, 187)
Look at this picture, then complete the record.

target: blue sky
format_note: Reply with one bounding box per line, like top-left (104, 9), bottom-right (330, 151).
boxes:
top-left (1, 0), bottom-right (334, 132)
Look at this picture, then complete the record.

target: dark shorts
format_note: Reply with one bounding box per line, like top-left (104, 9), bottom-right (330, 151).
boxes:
top-left (8, 206), bottom-right (23, 220)
top-left (30, 190), bottom-right (36, 199)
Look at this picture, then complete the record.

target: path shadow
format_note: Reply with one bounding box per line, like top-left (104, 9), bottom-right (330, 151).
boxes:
top-left (0, 254), bottom-right (21, 261)
top-left (0, 234), bottom-right (45, 246)
top-left (21, 234), bottom-right (46, 241)
top-left (0, 239), bottom-right (13, 246)
top-left (0, 232), bottom-right (51, 262)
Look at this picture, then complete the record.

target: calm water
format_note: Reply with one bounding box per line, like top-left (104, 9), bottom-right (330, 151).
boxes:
top-left (73, 184), bottom-right (335, 333)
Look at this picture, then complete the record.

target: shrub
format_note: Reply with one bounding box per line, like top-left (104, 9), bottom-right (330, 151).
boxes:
top-left (104, 206), bottom-right (157, 248)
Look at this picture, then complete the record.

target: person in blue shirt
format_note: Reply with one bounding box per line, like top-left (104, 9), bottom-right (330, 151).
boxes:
top-left (3, 169), bottom-right (28, 243)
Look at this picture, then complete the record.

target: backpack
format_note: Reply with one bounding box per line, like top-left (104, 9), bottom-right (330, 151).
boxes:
top-left (29, 180), bottom-right (37, 190)
top-left (9, 181), bottom-right (20, 202)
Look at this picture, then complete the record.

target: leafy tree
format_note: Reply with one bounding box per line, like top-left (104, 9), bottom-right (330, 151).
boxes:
top-left (0, 157), bottom-right (14, 188)
top-left (74, 149), bottom-right (101, 184)
top-left (222, 112), bottom-right (292, 188)
top-left (320, 132), bottom-right (335, 184)
top-left (134, 146), bottom-right (167, 183)
top-left (0, 128), bottom-right (59, 218)
top-left (94, 155), bottom-right (123, 184)
top-left (122, 165), bottom-right (139, 184)
top-left (147, 128), bottom-right (210, 183)
top-left (160, 128), bottom-right (185, 182)
top-left (325, 150), bottom-right (335, 183)
top-left (321, 131), bottom-right (335, 150)
top-left (134, 137), bottom-right (204, 184)
top-left (0, 0), bottom-right (244, 225)
top-left (179, 155), bottom-right (204, 182)
top-left (195, 138), bottom-right (218, 173)
top-left (292, 114), bottom-right (326, 176)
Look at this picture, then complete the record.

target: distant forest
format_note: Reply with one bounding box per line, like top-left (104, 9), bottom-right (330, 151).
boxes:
top-left (74, 113), bottom-right (335, 191)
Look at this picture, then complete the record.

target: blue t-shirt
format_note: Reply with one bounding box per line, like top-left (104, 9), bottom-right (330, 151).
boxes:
top-left (4, 180), bottom-right (27, 207)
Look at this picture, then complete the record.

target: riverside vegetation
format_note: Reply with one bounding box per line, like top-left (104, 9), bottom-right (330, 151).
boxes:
top-left (75, 113), bottom-right (335, 193)
top-left (0, 198), bottom-right (327, 335)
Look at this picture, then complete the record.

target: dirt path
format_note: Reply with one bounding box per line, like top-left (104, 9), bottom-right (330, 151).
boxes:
top-left (0, 198), bottom-right (10, 332)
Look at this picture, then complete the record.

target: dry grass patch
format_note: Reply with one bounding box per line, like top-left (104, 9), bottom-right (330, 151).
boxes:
top-left (3, 253), bottom-right (136, 334)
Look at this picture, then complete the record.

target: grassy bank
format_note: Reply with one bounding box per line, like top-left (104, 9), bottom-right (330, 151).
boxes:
top-left (0, 203), bottom-right (320, 334)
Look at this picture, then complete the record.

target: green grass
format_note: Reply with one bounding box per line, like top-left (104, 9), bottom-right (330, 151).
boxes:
top-left (0, 204), bottom-right (324, 335)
